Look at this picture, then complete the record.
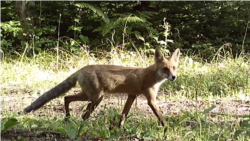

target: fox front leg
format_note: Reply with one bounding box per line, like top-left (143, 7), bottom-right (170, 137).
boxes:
top-left (144, 90), bottom-right (166, 127)
top-left (119, 95), bottom-right (136, 127)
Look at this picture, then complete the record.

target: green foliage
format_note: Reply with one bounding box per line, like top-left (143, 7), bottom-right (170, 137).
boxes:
top-left (96, 14), bottom-right (143, 32)
top-left (234, 115), bottom-right (250, 139)
top-left (162, 54), bottom-right (250, 99)
top-left (1, 118), bottom-right (20, 133)
top-left (75, 2), bottom-right (110, 24)
top-left (1, 21), bottom-right (23, 51)
top-left (2, 1), bottom-right (249, 57)
top-left (1, 49), bottom-right (250, 140)
top-left (1, 107), bottom-right (249, 140)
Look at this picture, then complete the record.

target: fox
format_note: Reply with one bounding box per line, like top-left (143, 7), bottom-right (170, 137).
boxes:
top-left (21, 48), bottom-right (180, 128)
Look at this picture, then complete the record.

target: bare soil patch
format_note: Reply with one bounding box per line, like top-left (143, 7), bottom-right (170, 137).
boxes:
top-left (1, 87), bottom-right (250, 140)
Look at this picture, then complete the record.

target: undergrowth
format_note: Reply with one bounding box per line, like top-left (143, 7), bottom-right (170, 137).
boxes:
top-left (1, 49), bottom-right (250, 140)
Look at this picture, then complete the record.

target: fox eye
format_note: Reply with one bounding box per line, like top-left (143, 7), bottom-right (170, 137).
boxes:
top-left (163, 67), bottom-right (169, 72)
top-left (173, 66), bottom-right (176, 70)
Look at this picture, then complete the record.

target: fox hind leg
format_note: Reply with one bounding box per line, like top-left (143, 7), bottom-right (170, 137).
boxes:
top-left (81, 95), bottom-right (103, 120)
top-left (64, 91), bottom-right (88, 120)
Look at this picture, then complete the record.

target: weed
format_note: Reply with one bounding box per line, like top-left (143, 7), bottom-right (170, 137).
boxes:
top-left (1, 49), bottom-right (250, 140)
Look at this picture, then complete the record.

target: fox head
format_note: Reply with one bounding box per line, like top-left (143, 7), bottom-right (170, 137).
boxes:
top-left (155, 48), bottom-right (180, 81)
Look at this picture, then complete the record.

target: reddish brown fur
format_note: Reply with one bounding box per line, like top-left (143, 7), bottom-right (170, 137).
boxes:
top-left (22, 48), bottom-right (180, 129)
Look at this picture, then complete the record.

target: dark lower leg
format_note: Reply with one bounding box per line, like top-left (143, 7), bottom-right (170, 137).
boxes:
top-left (64, 92), bottom-right (88, 120)
top-left (119, 95), bottom-right (136, 127)
top-left (82, 96), bottom-right (103, 120)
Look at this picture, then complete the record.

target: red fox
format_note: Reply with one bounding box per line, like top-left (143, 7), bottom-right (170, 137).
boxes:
top-left (22, 48), bottom-right (180, 128)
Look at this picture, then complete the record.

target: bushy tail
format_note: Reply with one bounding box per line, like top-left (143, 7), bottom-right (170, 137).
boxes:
top-left (22, 73), bottom-right (78, 114)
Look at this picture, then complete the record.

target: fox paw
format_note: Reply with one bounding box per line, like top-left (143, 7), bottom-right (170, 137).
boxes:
top-left (64, 113), bottom-right (70, 121)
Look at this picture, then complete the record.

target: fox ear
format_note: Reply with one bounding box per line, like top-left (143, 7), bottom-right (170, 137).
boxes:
top-left (171, 48), bottom-right (180, 62)
top-left (155, 48), bottom-right (164, 62)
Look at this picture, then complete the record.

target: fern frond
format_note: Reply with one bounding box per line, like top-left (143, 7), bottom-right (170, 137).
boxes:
top-left (134, 31), bottom-right (145, 42)
top-left (115, 15), bottom-right (145, 25)
top-left (94, 21), bottom-right (115, 36)
top-left (138, 11), bottom-right (157, 19)
top-left (75, 3), bottom-right (110, 24)
top-left (94, 14), bottom-right (147, 36)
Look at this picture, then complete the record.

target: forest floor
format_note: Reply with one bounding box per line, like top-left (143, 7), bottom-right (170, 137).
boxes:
top-left (1, 87), bottom-right (250, 141)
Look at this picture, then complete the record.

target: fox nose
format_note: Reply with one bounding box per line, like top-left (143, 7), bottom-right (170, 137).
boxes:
top-left (172, 75), bottom-right (176, 80)
top-left (166, 75), bottom-right (177, 81)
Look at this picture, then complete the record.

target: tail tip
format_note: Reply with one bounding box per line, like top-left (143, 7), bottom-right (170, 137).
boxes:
top-left (18, 110), bottom-right (28, 115)
top-left (19, 108), bottom-right (31, 115)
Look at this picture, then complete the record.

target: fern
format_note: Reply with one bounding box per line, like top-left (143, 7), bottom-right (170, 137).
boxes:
top-left (115, 15), bottom-right (145, 25)
top-left (75, 3), bottom-right (110, 24)
top-left (134, 31), bottom-right (145, 42)
top-left (94, 14), bottom-right (146, 36)
top-left (94, 21), bottom-right (116, 36)
top-left (138, 11), bottom-right (157, 20)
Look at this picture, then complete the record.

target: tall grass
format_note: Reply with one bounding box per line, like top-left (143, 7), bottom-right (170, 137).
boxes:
top-left (162, 55), bottom-right (250, 100)
top-left (1, 49), bottom-right (249, 100)
top-left (1, 50), bottom-right (150, 95)
top-left (1, 48), bottom-right (250, 140)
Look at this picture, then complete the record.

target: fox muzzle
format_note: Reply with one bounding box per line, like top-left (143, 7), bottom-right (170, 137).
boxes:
top-left (166, 75), bottom-right (177, 81)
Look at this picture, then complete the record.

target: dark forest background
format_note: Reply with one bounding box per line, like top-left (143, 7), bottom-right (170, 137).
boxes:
top-left (1, 1), bottom-right (250, 59)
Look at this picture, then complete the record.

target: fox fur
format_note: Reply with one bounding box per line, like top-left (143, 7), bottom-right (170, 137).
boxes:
top-left (22, 48), bottom-right (180, 127)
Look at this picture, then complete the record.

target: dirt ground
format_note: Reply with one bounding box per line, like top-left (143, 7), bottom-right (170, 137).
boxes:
top-left (1, 88), bottom-right (250, 140)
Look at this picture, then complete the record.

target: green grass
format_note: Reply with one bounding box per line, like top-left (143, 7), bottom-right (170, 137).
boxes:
top-left (162, 55), bottom-right (250, 100)
top-left (1, 49), bottom-right (250, 140)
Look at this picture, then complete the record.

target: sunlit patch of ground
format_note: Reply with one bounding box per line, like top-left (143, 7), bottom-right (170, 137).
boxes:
top-left (1, 86), bottom-right (250, 140)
